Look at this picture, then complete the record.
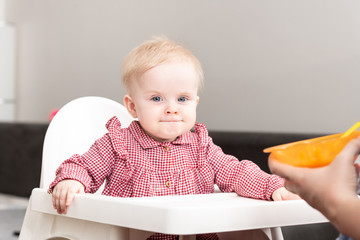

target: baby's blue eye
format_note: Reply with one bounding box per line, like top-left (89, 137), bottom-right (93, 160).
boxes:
top-left (178, 97), bottom-right (187, 102)
top-left (151, 96), bottom-right (162, 102)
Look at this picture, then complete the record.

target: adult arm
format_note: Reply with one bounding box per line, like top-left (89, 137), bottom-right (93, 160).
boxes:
top-left (269, 138), bottom-right (360, 239)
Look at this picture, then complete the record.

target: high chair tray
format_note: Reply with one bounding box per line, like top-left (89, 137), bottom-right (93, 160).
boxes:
top-left (30, 188), bottom-right (328, 235)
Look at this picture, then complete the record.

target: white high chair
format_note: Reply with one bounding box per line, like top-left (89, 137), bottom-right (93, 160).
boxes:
top-left (19, 96), bottom-right (329, 240)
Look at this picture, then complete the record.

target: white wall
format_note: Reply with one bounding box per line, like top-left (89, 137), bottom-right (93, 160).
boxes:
top-left (4, 0), bottom-right (360, 133)
top-left (0, 0), bottom-right (5, 20)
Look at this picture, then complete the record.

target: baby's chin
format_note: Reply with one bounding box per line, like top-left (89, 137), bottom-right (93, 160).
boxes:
top-left (145, 122), bottom-right (195, 142)
top-left (143, 129), bottom-right (177, 142)
top-left (153, 132), bottom-right (181, 142)
top-left (151, 130), bottom-right (185, 142)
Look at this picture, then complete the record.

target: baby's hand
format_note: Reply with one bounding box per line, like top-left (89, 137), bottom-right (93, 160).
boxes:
top-left (271, 187), bottom-right (300, 201)
top-left (52, 179), bottom-right (85, 214)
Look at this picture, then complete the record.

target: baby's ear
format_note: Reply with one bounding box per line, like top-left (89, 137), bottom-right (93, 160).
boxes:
top-left (123, 95), bottom-right (138, 118)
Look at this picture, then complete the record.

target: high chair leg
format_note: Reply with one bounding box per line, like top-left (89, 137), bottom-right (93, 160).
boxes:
top-left (270, 227), bottom-right (284, 240)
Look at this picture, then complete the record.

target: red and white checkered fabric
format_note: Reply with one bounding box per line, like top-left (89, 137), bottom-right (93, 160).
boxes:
top-left (49, 117), bottom-right (284, 240)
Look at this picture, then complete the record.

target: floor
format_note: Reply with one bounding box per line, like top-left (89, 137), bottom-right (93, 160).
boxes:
top-left (0, 193), bottom-right (28, 240)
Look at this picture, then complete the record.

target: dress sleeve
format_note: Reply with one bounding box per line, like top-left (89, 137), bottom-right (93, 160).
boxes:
top-left (48, 116), bottom-right (127, 193)
top-left (195, 123), bottom-right (284, 200)
top-left (215, 156), bottom-right (285, 200)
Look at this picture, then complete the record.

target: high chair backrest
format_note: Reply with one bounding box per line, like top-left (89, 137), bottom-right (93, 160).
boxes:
top-left (40, 96), bottom-right (134, 192)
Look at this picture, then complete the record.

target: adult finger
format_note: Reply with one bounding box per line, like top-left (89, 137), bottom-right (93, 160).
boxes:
top-left (268, 154), bottom-right (301, 180)
top-left (334, 137), bottom-right (360, 165)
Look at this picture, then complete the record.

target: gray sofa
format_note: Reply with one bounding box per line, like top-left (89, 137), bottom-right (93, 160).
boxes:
top-left (0, 122), bottom-right (339, 239)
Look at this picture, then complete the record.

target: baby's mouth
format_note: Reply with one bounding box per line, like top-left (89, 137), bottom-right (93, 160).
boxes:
top-left (160, 119), bottom-right (182, 123)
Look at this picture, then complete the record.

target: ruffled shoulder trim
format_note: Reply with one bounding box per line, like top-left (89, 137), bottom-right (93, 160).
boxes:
top-left (194, 122), bottom-right (211, 147)
top-left (106, 116), bottom-right (121, 129)
top-left (105, 116), bottom-right (128, 158)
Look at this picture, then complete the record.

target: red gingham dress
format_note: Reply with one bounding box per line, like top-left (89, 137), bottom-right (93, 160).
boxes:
top-left (49, 116), bottom-right (284, 240)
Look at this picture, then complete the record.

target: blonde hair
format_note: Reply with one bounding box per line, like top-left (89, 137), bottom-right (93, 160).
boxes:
top-left (122, 36), bottom-right (204, 93)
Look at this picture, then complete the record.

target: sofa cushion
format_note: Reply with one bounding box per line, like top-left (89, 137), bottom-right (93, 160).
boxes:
top-left (0, 123), bottom-right (48, 197)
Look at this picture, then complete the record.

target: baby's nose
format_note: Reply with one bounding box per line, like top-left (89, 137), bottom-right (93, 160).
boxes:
top-left (166, 109), bottom-right (179, 115)
top-left (165, 105), bottom-right (179, 115)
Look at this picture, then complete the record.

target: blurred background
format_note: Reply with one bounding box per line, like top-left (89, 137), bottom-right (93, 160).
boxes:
top-left (1, 0), bottom-right (360, 133)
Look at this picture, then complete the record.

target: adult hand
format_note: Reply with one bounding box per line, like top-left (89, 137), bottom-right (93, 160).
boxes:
top-left (269, 137), bottom-right (360, 238)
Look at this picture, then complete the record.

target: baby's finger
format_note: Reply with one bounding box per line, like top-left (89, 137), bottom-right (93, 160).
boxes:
top-left (53, 189), bottom-right (63, 214)
top-left (66, 189), bottom-right (76, 207)
top-left (58, 190), bottom-right (69, 214)
top-left (271, 193), bottom-right (282, 201)
top-left (52, 189), bottom-right (57, 210)
top-left (78, 186), bottom-right (85, 194)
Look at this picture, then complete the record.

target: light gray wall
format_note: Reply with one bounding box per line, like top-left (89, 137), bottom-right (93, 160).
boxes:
top-left (5, 0), bottom-right (360, 133)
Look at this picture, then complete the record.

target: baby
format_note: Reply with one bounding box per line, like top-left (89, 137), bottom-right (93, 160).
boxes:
top-left (50, 37), bottom-right (298, 240)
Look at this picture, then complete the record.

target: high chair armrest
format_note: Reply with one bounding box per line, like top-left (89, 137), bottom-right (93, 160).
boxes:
top-left (30, 188), bottom-right (328, 235)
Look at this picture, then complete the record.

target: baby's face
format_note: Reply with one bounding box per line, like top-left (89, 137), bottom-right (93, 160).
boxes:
top-left (126, 60), bottom-right (199, 142)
